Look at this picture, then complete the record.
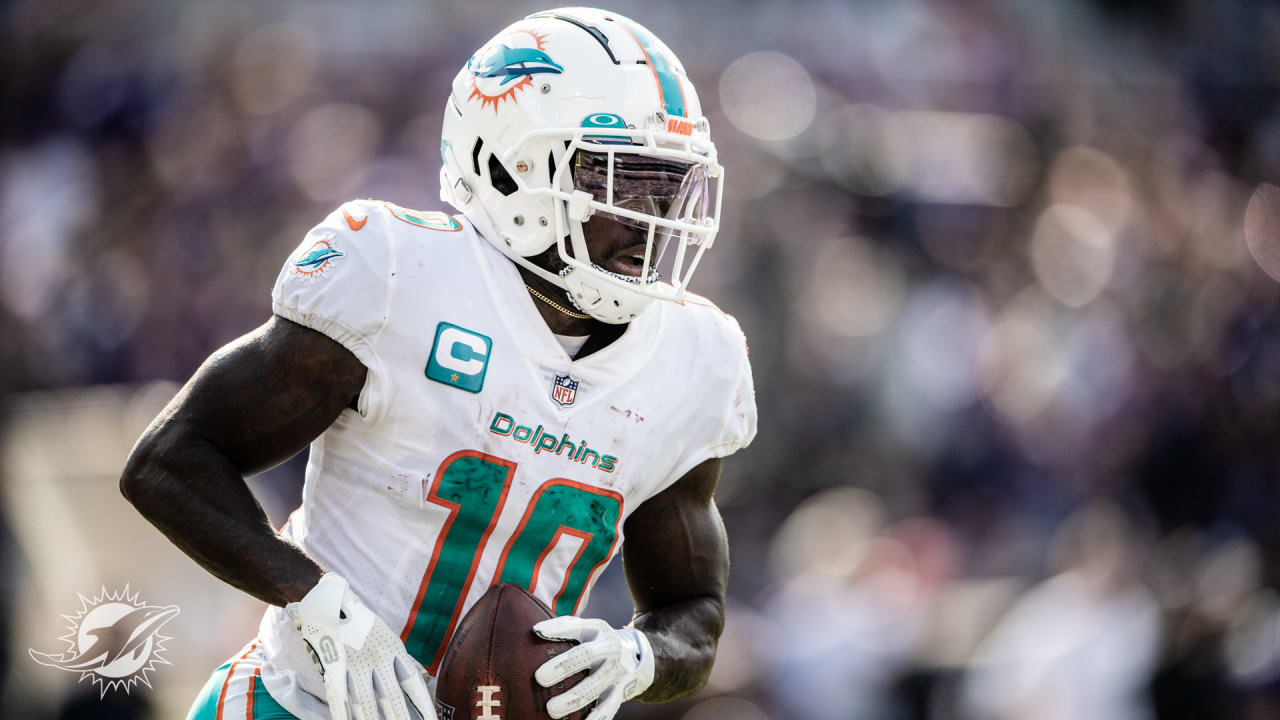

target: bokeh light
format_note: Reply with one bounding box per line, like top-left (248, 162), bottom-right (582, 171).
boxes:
top-left (899, 281), bottom-right (988, 411)
top-left (1245, 183), bottom-right (1280, 281)
top-left (802, 237), bottom-right (906, 340)
top-left (286, 103), bottom-right (382, 202)
top-left (1048, 146), bottom-right (1133, 234)
top-left (230, 23), bottom-right (319, 116)
top-left (980, 290), bottom-right (1069, 424)
top-left (719, 51), bottom-right (816, 142)
top-left (768, 487), bottom-right (886, 579)
top-left (682, 696), bottom-right (771, 720)
top-left (1030, 204), bottom-right (1115, 308)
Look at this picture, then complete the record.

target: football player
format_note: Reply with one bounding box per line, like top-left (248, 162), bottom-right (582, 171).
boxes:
top-left (121, 8), bottom-right (756, 720)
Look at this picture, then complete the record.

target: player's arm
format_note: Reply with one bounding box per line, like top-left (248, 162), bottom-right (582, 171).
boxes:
top-left (622, 456), bottom-right (728, 702)
top-left (119, 315), bottom-right (366, 607)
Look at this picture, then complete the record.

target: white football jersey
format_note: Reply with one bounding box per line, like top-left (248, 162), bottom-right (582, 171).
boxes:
top-left (255, 199), bottom-right (756, 718)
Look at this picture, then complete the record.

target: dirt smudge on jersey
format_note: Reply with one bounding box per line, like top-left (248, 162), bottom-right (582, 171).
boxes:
top-left (609, 405), bottom-right (644, 423)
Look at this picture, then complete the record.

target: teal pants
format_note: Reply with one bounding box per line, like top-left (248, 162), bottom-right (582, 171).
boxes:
top-left (186, 646), bottom-right (298, 720)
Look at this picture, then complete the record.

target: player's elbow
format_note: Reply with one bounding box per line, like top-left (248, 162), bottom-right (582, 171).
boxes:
top-left (119, 434), bottom-right (158, 509)
top-left (678, 642), bottom-right (719, 699)
top-left (688, 600), bottom-right (724, 676)
top-left (680, 593), bottom-right (726, 651)
top-left (636, 635), bottom-right (720, 704)
top-left (119, 421), bottom-right (182, 512)
top-left (685, 598), bottom-right (724, 693)
top-left (634, 594), bottom-right (725, 703)
top-left (700, 594), bottom-right (726, 642)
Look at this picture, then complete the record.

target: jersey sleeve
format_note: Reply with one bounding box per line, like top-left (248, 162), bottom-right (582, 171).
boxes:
top-left (657, 309), bottom-right (758, 498)
top-left (271, 199), bottom-right (394, 422)
top-left (709, 314), bottom-right (758, 458)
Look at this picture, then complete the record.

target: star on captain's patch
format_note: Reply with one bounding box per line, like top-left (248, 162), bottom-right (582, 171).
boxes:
top-left (450, 373), bottom-right (459, 383)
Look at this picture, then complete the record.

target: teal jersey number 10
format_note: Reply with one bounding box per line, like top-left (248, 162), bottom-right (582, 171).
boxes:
top-left (399, 450), bottom-right (623, 673)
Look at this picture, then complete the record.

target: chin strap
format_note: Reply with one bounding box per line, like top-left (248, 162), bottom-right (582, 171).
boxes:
top-left (559, 263), bottom-right (659, 325)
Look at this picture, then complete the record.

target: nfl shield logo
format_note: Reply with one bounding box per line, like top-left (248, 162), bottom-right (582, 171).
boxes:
top-left (551, 373), bottom-right (579, 407)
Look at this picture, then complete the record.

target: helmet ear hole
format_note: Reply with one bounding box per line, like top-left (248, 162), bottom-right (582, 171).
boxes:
top-left (547, 151), bottom-right (557, 185)
top-left (488, 155), bottom-right (518, 196)
top-left (471, 138), bottom-right (483, 176)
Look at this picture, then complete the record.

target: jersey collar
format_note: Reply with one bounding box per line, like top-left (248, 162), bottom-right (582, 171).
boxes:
top-left (466, 219), bottom-right (663, 410)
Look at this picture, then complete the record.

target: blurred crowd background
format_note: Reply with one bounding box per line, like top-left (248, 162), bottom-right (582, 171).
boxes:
top-left (3, 0), bottom-right (1280, 718)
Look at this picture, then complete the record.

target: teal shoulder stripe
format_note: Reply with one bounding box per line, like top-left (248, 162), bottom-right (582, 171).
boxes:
top-left (185, 664), bottom-right (230, 720)
top-left (613, 15), bottom-right (686, 118)
top-left (251, 677), bottom-right (296, 719)
top-left (186, 662), bottom-right (299, 720)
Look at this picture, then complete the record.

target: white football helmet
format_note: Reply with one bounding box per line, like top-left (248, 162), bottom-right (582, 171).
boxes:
top-left (440, 7), bottom-right (723, 323)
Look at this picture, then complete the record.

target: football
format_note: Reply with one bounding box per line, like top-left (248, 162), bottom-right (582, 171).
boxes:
top-left (435, 584), bottom-right (587, 720)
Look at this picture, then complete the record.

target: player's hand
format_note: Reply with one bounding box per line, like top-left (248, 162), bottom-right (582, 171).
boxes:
top-left (533, 616), bottom-right (655, 720)
top-left (286, 573), bottom-right (435, 720)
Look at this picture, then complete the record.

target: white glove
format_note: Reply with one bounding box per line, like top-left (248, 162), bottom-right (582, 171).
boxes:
top-left (286, 573), bottom-right (435, 720)
top-left (533, 616), bottom-right (655, 720)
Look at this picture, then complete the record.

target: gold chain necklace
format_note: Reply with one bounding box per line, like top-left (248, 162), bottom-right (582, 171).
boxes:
top-left (525, 284), bottom-right (592, 319)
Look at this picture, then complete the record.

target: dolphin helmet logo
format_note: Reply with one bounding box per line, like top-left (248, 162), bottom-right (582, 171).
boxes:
top-left (466, 28), bottom-right (562, 113)
top-left (29, 586), bottom-right (179, 697)
top-left (469, 45), bottom-right (564, 85)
